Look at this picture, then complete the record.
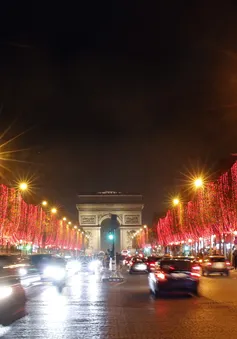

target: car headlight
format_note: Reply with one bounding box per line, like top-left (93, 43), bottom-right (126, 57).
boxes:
top-left (89, 260), bottom-right (100, 270)
top-left (44, 266), bottom-right (66, 280)
top-left (0, 286), bottom-right (13, 300)
top-left (19, 267), bottom-right (27, 276)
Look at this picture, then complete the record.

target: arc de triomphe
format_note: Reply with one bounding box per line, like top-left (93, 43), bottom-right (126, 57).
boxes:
top-left (76, 192), bottom-right (144, 253)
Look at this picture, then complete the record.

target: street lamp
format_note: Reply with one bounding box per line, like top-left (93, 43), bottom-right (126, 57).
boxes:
top-left (143, 225), bottom-right (147, 229)
top-left (42, 200), bottom-right (48, 206)
top-left (51, 208), bottom-right (57, 214)
top-left (194, 177), bottom-right (203, 189)
top-left (172, 198), bottom-right (180, 206)
top-left (63, 217), bottom-right (67, 221)
top-left (74, 225), bottom-right (77, 229)
top-left (19, 182), bottom-right (28, 191)
top-left (68, 222), bottom-right (71, 225)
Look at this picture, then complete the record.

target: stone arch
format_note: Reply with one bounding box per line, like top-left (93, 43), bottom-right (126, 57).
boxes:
top-left (76, 193), bottom-right (144, 253)
top-left (99, 213), bottom-right (122, 226)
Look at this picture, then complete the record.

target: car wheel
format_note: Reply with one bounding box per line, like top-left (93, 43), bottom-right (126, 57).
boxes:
top-left (192, 287), bottom-right (199, 296)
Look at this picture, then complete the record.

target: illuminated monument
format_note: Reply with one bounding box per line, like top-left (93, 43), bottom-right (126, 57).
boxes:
top-left (76, 192), bottom-right (144, 253)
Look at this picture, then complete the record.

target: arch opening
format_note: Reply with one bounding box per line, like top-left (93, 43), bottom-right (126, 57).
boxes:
top-left (100, 217), bottom-right (120, 254)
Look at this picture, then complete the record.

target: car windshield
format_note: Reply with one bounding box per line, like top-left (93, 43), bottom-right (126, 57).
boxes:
top-left (210, 257), bottom-right (226, 262)
top-left (50, 257), bottom-right (66, 267)
top-left (30, 255), bottom-right (52, 266)
top-left (160, 260), bottom-right (191, 272)
top-left (134, 258), bottom-right (144, 263)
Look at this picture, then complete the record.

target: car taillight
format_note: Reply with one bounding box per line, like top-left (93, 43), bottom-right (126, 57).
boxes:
top-left (192, 266), bottom-right (200, 271)
top-left (191, 272), bottom-right (200, 278)
top-left (150, 263), bottom-right (155, 267)
top-left (155, 272), bottom-right (166, 280)
top-left (226, 261), bottom-right (230, 266)
top-left (207, 262), bottom-right (212, 266)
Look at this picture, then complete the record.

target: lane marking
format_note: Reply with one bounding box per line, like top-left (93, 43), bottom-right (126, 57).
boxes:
top-left (111, 280), bottom-right (126, 288)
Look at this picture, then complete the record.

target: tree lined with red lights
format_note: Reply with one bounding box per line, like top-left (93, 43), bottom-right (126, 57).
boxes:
top-left (157, 161), bottom-right (237, 245)
top-left (0, 183), bottom-right (85, 251)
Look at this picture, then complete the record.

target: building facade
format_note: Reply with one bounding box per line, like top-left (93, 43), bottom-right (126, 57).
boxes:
top-left (76, 192), bottom-right (144, 253)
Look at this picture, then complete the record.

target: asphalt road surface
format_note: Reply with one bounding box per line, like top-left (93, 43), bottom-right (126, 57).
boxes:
top-left (1, 270), bottom-right (237, 339)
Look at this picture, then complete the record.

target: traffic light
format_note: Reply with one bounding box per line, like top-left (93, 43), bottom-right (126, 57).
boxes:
top-left (108, 232), bottom-right (114, 240)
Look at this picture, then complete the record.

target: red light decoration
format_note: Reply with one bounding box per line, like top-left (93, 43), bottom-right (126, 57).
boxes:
top-left (0, 184), bottom-right (81, 251)
top-left (157, 160), bottom-right (237, 246)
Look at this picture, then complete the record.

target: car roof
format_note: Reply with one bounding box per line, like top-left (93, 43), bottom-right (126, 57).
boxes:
top-left (160, 258), bottom-right (191, 262)
top-left (171, 256), bottom-right (195, 260)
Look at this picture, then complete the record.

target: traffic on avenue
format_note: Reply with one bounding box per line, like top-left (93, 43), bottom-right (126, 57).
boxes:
top-left (0, 252), bottom-right (237, 339)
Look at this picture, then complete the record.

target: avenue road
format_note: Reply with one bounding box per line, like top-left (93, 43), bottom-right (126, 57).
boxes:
top-left (1, 270), bottom-right (237, 339)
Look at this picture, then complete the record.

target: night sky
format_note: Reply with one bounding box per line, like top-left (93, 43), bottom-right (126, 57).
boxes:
top-left (1, 2), bottom-right (237, 223)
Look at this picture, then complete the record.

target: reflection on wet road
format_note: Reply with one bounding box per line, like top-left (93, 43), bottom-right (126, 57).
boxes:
top-left (1, 271), bottom-right (237, 338)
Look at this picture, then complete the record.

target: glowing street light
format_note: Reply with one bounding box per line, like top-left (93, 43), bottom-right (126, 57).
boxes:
top-left (68, 222), bottom-right (71, 225)
top-left (19, 182), bottom-right (28, 191)
top-left (63, 217), bottom-right (67, 221)
top-left (51, 208), bottom-right (57, 214)
top-left (42, 200), bottom-right (48, 206)
top-left (172, 198), bottom-right (180, 206)
top-left (143, 225), bottom-right (147, 229)
top-left (194, 177), bottom-right (203, 189)
top-left (74, 225), bottom-right (77, 229)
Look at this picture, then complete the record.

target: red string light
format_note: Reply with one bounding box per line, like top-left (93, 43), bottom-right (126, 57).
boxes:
top-left (157, 160), bottom-right (237, 245)
top-left (0, 184), bottom-right (79, 250)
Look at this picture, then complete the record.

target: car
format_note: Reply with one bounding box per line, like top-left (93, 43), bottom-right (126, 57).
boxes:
top-left (129, 257), bottom-right (148, 274)
top-left (28, 254), bottom-right (53, 275)
top-left (201, 256), bottom-right (230, 276)
top-left (148, 258), bottom-right (200, 297)
top-left (78, 256), bottom-right (102, 274)
top-left (0, 270), bottom-right (26, 326)
top-left (1, 255), bottom-right (41, 288)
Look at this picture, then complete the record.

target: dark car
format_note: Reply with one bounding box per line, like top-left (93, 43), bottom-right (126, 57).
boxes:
top-left (148, 258), bottom-right (200, 297)
top-left (28, 254), bottom-right (67, 291)
top-left (201, 256), bottom-right (230, 276)
top-left (28, 254), bottom-right (53, 275)
top-left (129, 257), bottom-right (148, 274)
top-left (0, 269), bottom-right (26, 326)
